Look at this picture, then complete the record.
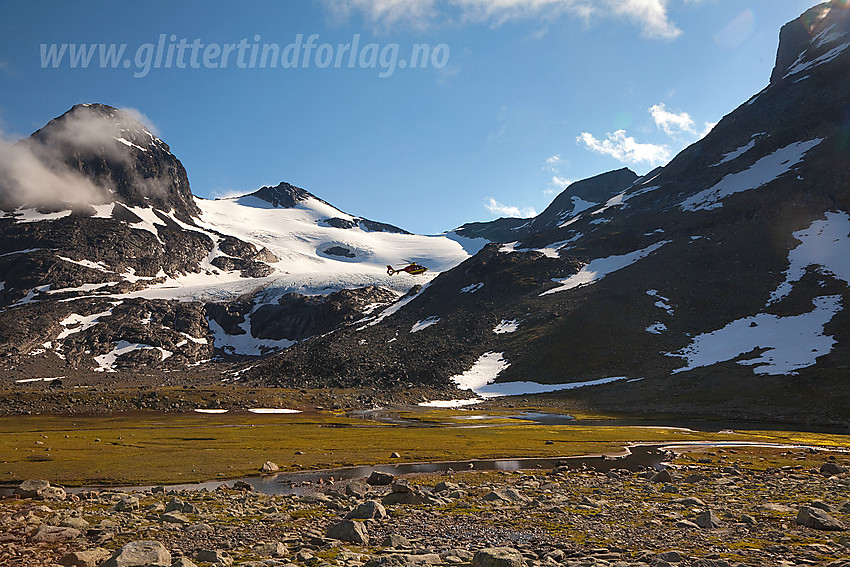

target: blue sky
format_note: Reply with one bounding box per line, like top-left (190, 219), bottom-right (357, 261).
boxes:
top-left (0, 0), bottom-right (819, 234)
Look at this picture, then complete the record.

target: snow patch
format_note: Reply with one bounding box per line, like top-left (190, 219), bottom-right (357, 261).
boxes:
top-left (646, 322), bottom-right (667, 334)
top-left (713, 139), bottom-right (757, 167)
top-left (564, 196), bottom-right (597, 218)
top-left (447, 352), bottom-right (630, 398)
top-left (56, 256), bottom-right (113, 273)
top-left (461, 283), bottom-right (484, 294)
top-left (672, 295), bottom-right (842, 376)
top-left (681, 139), bottom-right (823, 212)
top-left (362, 282), bottom-right (430, 328)
top-left (418, 399), bottom-right (484, 408)
top-left (194, 409), bottom-right (228, 414)
top-left (784, 41), bottom-right (850, 78)
top-left (770, 211), bottom-right (850, 303)
top-left (7, 208), bottom-right (72, 223)
top-left (410, 316), bottom-right (440, 333)
top-left (646, 289), bottom-right (674, 315)
top-left (591, 185), bottom-right (660, 216)
top-left (493, 319), bottom-right (519, 334)
top-left (207, 318), bottom-right (293, 357)
top-left (248, 408), bottom-right (302, 414)
top-left (57, 307), bottom-right (116, 340)
top-left (15, 376), bottom-right (63, 384)
top-left (541, 241), bottom-right (668, 296)
top-left (93, 340), bottom-right (173, 372)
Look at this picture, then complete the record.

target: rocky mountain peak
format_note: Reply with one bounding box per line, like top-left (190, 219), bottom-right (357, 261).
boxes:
top-left (249, 181), bottom-right (313, 208)
top-left (771, 1), bottom-right (850, 84)
top-left (3, 103), bottom-right (200, 222)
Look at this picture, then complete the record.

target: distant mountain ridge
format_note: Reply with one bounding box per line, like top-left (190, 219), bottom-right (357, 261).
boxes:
top-left (242, 1), bottom-right (850, 423)
top-left (0, 105), bottom-right (472, 374)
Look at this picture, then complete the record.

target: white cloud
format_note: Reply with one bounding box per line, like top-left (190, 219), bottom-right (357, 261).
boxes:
top-left (485, 197), bottom-right (536, 218)
top-left (455, 0), bottom-right (681, 39)
top-left (323, 0), bottom-right (683, 40)
top-left (649, 103), bottom-right (695, 136)
top-left (577, 130), bottom-right (671, 166)
top-left (544, 174), bottom-right (573, 196)
top-left (545, 154), bottom-right (561, 167)
top-left (321, 0), bottom-right (438, 29)
top-left (649, 103), bottom-right (717, 141)
top-left (699, 121), bottom-right (717, 138)
top-left (551, 175), bottom-right (573, 187)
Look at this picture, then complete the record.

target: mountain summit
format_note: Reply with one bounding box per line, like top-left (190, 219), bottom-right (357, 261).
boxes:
top-left (2, 104), bottom-right (200, 222)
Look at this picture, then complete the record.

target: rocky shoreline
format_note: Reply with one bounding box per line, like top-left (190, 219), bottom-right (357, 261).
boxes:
top-left (1, 448), bottom-right (849, 567)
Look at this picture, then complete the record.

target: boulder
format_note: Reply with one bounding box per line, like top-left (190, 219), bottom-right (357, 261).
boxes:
top-left (695, 509), bottom-right (722, 529)
top-left (196, 549), bottom-right (233, 566)
top-left (261, 461), bottom-right (280, 473)
top-left (14, 479), bottom-right (51, 498)
top-left (41, 485), bottom-right (67, 501)
top-left (820, 462), bottom-right (847, 475)
top-left (472, 547), bottom-right (525, 567)
top-left (100, 540), bottom-right (172, 567)
top-left (346, 481), bottom-right (370, 498)
top-left (327, 519), bottom-right (369, 544)
top-left (58, 548), bottom-right (112, 567)
top-left (796, 506), bottom-right (846, 531)
top-left (28, 524), bottom-right (81, 543)
top-left (656, 551), bottom-right (683, 563)
top-left (383, 490), bottom-right (426, 506)
top-left (160, 511), bottom-right (190, 524)
top-left (364, 554), bottom-right (441, 567)
top-left (60, 516), bottom-right (91, 529)
top-left (483, 488), bottom-right (529, 505)
top-left (672, 497), bottom-right (705, 507)
top-left (651, 469), bottom-right (674, 483)
top-left (692, 560), bottom-right (733, 567)
top-left (254, 542), bottom-right (288, 558)
top-left (367, 471), bottom-right (395, 486)
top-left (433, 480), bottom-right (459, 493)
top-left (113, 495), bottom-right (140, 512)
top-left (382, 533), bottom-right (413, 548)
top-left (675, 520), bottom-right (700, 529)
top-left (171, 559), bottom-right (199, 567)
top-left (346, 500), bottom-right (388, 520)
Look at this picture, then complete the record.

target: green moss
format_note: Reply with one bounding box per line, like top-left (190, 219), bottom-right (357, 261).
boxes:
top-left (0, 411), bottom-right (847, 486)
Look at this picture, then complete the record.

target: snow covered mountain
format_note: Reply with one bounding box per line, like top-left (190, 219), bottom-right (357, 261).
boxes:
top-left (0, 105), bottom-right (475, 372)
top-left (244, 1), bottom-right (850, 423)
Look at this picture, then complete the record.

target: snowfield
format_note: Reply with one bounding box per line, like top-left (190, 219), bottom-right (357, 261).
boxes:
top-left (540, 241), bottom-right (668, 296)
top-left (444, 351), bottom-right (632, 399)
top-left (672, 295), bottom-right (842, 376)
top-left (681, 139), bottom-right (823, 212)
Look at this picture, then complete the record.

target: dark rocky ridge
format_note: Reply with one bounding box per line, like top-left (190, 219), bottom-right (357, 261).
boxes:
top-left (454, 169), bottom-right (640, 243)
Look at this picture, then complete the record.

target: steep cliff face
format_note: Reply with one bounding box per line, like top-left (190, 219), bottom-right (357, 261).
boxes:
top-left (16, 103), bottom-right (201, 221)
